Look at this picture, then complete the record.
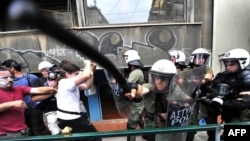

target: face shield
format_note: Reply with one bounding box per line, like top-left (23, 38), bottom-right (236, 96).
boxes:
top-left (192, 54), bottom-right (209, 66)
top-left (148, 71), bottom-right (175, 93)
top-left (220, 59), bottom-right (239, 72)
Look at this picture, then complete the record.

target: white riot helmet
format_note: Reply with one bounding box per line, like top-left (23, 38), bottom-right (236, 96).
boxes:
top-left (149, 59), bottom-right (177, 93)
top-left (168, 49), bottom-right (186, 66)
top-left (221, 48), bottom-right (250, 70)
top-left (124, 50), bottom-right (143, 67)
top-left (190, 48), bottom-right (210, 66)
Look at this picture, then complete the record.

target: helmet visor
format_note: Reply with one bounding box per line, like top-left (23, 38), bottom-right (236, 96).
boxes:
top-left (192, 54), bottom-right (209, 66)
top-left (220, 59), bottom-right (239, 71)
top-left (148, 71), bottom-right (175, 93)
top-left (128, 60), bottom-right (143, 67)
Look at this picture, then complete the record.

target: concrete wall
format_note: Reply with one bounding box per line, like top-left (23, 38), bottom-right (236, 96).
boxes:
top-left (212, 0), bottom-right (250, 74)
top-left (0, 24), bottom-right (202, 73)
top-left (194, 0), bottom-right (213, 54)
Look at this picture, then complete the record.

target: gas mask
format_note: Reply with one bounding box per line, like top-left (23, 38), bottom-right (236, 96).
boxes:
top-left (211, 83), bottom-right (230, 107)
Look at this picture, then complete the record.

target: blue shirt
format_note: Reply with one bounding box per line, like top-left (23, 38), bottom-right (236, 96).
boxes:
top-left (14, 73), bottom-right (39, 107)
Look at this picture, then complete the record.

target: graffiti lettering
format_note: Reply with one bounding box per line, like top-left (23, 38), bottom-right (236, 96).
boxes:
top-left (46, 45), bottom-right (66, 56)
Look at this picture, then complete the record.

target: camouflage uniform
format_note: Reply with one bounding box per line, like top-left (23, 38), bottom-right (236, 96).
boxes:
top-left (127, 68), bottom-right (145, 141)
top-left (142, 83), bottom-right (194, 141)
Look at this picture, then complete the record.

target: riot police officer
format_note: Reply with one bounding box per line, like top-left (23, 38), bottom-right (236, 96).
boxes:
top-left (169, 49), bottom-right (187, 73)
top-left (144, 59), bottom-right (177, 141)
top-left (185, 48), bottom-right (214, 141)
top-left (210, 48), bottom-right (250, 139)
top-left (123, 50), bottom-right (145, 141)
top-left (125, 59), bottom-right (200, 141)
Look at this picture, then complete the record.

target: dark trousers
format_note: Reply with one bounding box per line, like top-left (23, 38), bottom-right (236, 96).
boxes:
top-left (58, 114), bottom-right (102, 141)
top-left (205, 115), bottom-right (218, 141)
top-left (24, 106), bottom-right (48, 136)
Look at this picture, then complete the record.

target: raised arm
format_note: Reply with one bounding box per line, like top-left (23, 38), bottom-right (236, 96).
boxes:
top-left (74, 60), bottom-right (94, 86)
top-left (78, 75), bottom-right (94, 90)
top-left (79, 62), bottom-right (96, 90)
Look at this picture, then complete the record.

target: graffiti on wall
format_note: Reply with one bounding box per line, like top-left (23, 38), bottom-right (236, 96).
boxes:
top-left (0, 25), bottom-right (201, 73)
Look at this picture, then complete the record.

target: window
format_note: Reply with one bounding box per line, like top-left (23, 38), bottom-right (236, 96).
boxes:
top-left (39, 0), bottom-right (78, 28)
top-left (85, 0), bottom-right (186, 26)
top-left (0, 0), bottom-right (186, 31)
top-left (0, 0), bottom-right (78, 32)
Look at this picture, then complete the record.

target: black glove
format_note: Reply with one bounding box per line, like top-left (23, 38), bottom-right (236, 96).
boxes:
top-left (121, 82), bottom-right (138, 94)
top-left (129, 82), bottom-right (138, 90)
top-left (204, 78), bottom-right (212, 93)
top-left (122, 82), bottom-right (138, 101)
top-left (197, 97), bottom-right (211, 105)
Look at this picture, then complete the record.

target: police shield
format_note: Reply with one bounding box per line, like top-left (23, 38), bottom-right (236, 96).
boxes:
top-left (163, 65), bottom-right (206, 141)
top-left (104, 69), bottom-right (130, 118)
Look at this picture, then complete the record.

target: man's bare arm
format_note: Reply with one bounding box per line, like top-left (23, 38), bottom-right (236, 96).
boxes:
top-left (30, 87), bottom-right (57, 94)
top-left (0, 100), bottom-right (27, 112)
top-left (31, 94), bottom-right (55, 102)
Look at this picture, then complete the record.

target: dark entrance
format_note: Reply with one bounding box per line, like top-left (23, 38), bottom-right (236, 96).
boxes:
top-left (95, 70), bottom-right (123, 119)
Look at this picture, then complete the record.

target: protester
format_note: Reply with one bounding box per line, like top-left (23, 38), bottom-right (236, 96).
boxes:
top-left (1, 59), bottom-right (48, 136)
top-left (0, 66), bottom-right (57, 138)
top-left (32, 60), bottom-right (61, 135)
top-left (56, 59), bottom-right (101, 141)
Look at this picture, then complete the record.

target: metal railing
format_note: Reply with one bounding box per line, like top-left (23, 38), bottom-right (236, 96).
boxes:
top-left (3, 122), bottom-right (250, 141)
